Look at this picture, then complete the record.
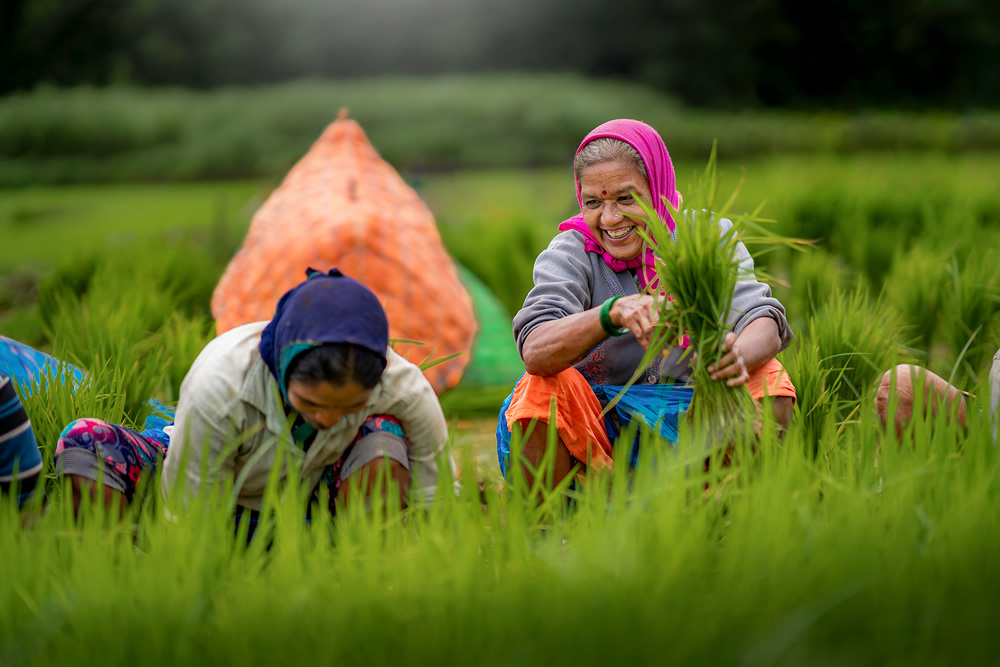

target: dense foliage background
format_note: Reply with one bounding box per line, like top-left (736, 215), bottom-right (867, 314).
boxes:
top-left (3, 0), bottom-right (999, 107)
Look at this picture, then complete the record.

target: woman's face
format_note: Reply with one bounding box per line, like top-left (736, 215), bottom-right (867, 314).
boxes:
top-left (578, 160), bottom-right (652, 262)
top-left (286, 377), bottom-right (372, 431)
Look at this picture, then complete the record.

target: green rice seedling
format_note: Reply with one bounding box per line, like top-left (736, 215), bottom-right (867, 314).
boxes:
top-left (159, 312), bottom-right (215, 401)
top-left (0, 269), bottom-right (42, 322)
top-left (35, 234), bottom-right (229, 345)
top-left (807, 284), bottom-right (906, 417)
top-left (0, 302), bottom-right (44, 348)
top-left (29, 234), bottom-right (234, 419)
top-left (152, 234), bottom-right (239, 320)
top-left (35, 254), bottom-right (100, 333)
top-left (884, 241), bottom-right (950, 354)
top-left (504, 402), bottom-right (581, 525)
top-left (780, 337), bottom-right (842, 448)
top-left (774, 186), bottom-right (843, 245)
top-left (41, 282), bottom-right (166, 424)
top-left (938, 249), bottom-right (1000, 384)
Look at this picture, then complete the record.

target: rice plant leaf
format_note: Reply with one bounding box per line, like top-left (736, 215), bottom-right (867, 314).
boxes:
top-left (419, 351), bottom-right (464, 371)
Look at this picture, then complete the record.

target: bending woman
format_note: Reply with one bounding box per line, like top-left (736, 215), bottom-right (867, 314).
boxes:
top-left (57, 268), bottom-right (453, 519)
top-left (497, 119), bottom-right (796, 485)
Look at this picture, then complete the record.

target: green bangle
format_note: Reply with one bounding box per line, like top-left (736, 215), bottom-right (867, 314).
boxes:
top-left (599, 296), bottom-right (628, 337)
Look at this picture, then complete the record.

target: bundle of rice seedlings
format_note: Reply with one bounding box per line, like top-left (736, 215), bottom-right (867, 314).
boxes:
top-left (41, 275), bottom-right (166, 424)
top-left (621, 145), bottom-right (808, 443)
top-left (160, 312), bottom-right (215, 401)
top-left (779, 337), bottom-right (841, 450)
top-left (807, 285), bottom-right (906, 414)
top-left (939, 249), bottom-right (1000, 383)
top-left (884, 241), bottom-right (950, 353)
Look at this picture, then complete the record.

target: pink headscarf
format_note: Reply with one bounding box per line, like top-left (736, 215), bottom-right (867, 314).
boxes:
top-left (558, 119), bottom-right (680, 290)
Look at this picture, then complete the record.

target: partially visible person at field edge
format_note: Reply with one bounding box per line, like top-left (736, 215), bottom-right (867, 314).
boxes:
top-left (56, 268), bottom-right (454, 524)
top-left (0, 371), bottom-right (43, 508)
top-left (876, 349), bottom-right (1000, 442)
top-left (496, 118), bottom-right (796, 487)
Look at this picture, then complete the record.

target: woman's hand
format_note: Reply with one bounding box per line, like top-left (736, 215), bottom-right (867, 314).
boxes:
top-left (694, 318), bottom-right (781, 387)
top-left (610, 294), bottom-right (658, 349)
top-left (707, 331), bottom-right (750, 387)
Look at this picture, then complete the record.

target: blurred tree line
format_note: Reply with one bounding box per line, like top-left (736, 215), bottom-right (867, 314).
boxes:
top-left (2, 0), bottom-right (997, 108)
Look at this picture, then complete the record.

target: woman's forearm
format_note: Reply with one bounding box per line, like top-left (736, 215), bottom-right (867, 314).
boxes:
top-left (521, 295), bottom-right (659, 376)
top-left (734, 316), bottom-right (781, 373)
top-left (521, 309), bottom-right (608, 376)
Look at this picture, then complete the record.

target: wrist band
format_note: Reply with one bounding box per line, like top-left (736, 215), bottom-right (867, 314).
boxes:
top-left (599, 296), bottom-right (628, 337)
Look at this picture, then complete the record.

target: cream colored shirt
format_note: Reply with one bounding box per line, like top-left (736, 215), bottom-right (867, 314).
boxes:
top-left (159, 322), bottom-right (453, 510)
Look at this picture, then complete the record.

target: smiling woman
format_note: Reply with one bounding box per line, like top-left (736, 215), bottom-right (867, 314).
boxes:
top-left (578, 158), bottom-right (652, 261)
top-left (496, 119), bottom-right (797, 488)
top-left (54, 268), bottom-right (453, 527)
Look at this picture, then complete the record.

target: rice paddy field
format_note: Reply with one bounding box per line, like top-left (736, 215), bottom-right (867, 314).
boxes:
top-left (2, 84), bottom-right (1000, 664)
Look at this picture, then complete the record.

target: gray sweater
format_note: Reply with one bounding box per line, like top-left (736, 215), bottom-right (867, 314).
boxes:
top-left (513, 219), bottom-right (793, 386)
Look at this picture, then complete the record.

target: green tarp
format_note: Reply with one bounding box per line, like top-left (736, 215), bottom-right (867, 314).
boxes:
top-left (456, 265), bottom-right (524, 388)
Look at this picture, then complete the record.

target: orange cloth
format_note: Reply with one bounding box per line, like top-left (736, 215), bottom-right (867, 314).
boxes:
top-left (746, 358), bottom-right (796, 403)
top-left (505, 368), bottom-right (614, 470)
top-left (505, 358), bottom-right (796, 468)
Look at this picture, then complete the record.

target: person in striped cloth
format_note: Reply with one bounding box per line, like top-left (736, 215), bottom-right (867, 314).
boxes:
top-left (0, 371), bottom-right (42, 508)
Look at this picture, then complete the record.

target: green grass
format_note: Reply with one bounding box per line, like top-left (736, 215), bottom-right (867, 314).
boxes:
top-left (0, 180), bottom-right (267, 272)
top-left (3, 366), bottom-right (998, 665)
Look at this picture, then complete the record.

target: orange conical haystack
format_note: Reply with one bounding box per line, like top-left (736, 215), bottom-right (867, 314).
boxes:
top-left (211, 110), bottom-right (476, 393)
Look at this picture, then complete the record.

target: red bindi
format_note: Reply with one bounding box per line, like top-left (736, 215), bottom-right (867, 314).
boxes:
top-left (601, 189), bottom-right (607, 195)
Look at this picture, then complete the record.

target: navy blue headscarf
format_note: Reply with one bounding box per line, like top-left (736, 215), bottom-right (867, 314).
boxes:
top-left (259, 268), bottom-right (389, 405)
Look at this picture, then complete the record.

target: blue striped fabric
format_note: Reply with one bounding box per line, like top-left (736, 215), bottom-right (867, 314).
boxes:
top-left (0, 372), bottom-right (42, 506)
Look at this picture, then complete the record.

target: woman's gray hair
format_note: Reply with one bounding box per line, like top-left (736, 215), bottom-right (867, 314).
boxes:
top-left (574, 137), bottom-right (648, 182)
